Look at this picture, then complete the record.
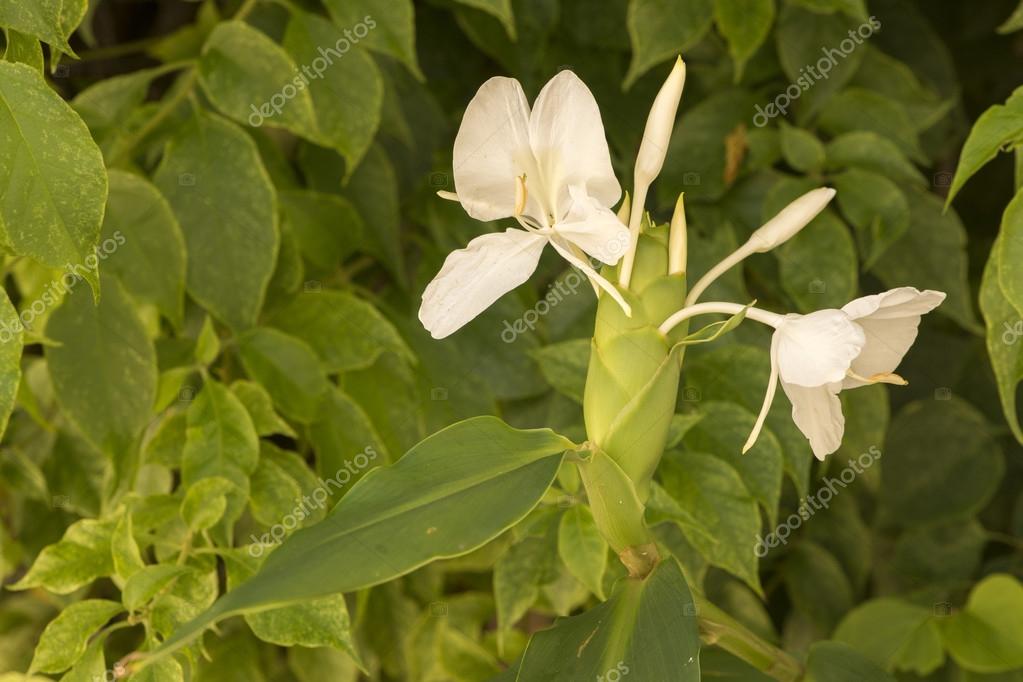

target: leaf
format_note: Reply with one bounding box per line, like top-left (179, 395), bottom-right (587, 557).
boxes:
top-left (248, 457), bottom-right (302, 528)
top-left (531, 339), bottom-right (590, 403)
top-left (0, 62), bottom-right (106, 291)
top-left (3, 30), bottom-right (43, 70)
top-left (835, 599), bottom-right (945, 674)
top-left (180, 476), bottom-right (235, 533)
top-left (891, 520), bottom-right (985, 589)
top-left (452, 0), bottom-right (515, 37)
top-left (153, 112), bottom-right (278, 331)
top-left (111, 511), bottom-right (145, 581)
top-left (268, 289), bottom-right (412, 373)
top-left (495, 520), bottom-right (559, 641)
top-left (804, 642), bottom-right (897, 682)
top-left (818, 88), bottom-right (925, 163)
top-left (783, 541), bottom-right (854, 633)
top-left (282, 10), bottom-right (383, 172)
top-left (0, 0), bottom-right (74, 55)
top-left (714, 0), bottom-right (774, 80)
top-left (997, 187), bottom-right (1023, 320)
top-left (123, 565), bottom-right (188, 612)
top-left (46, 275), bottom-right (157, 458)
top-left (998, 0), bottom-right (1023, 33)
top-left (343, 144), bottom-right (404, 281)
top-left (322, 0), bottom-right (422, 79)
top-left (155, 417), bottom-right (569, 653)
top-left (231, 380), bottom-right (296, 438)
top-left (940, 574), bottom-right (1023, 673)
top-left (625, 0), bottom-right (714, 89)
top-left (946, 86), bottom-right (1023, 204)
top-left (777, 209), bottom-right (858, 312)
top-left (516, 558), bottom-right (700, 681)
top-left (28, 600), bottom-right (123, 674)
top-left (308, 386), bottom-right (388, 485)
top-left (198, 21), bottom-right (318, 138)
top-left (278, 190), bottom-right (364, 273)
top-left (0, 289), bottom-right (23, 438)
top-left (824, 131), bottom-right (926, 187)
top-left (833, 168), bottom-right (910, 267)
top-left (779, 122), bottom-right (824, 172)
top-left (881, 399), bottom-right (1003, 526)
top-left (195, 316), bottom-right (219, 366)
top-left (11, 518), bottom-right (114, 593)
top-left (557, 506), bottom-right (608, 599)
top-left (789, 0), bottom-right (866, 18)
top-left (237, 327), bottom-right (328, 423)
top-left (61, 637), bottom-right (107, 682)
top-left (101, 170), bottom-right (187, 326)
top-left (181, 380), bottom-right (260, 526)
top-left (980, 231), bottom-right (1023, 444)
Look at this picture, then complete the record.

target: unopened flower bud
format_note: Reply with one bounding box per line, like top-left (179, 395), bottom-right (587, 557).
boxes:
top-left (634, 56), bottom-right (686, 187)
top-left (748, 187), bottom-right (836, 253)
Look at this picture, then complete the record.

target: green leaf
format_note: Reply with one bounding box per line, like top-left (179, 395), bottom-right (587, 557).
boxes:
top-left (0, 289), bottom-right (23, 438)
top-left (625, 0), bottom-right (714, 89)
top-left (180, 476), bottom-right (235, 532)
top-left (495, 520), bottom-right (559, 642)
top-left (237, 327), bottom-right (328, 423)
top-left (11, 517), bottom-right (114, 593)
top-left (343, 144), bottom-right (404, 280)
top-left (881, 399), bottom-right (1003, 526)
top-left (998, 0), bottom-right (1023, 33)
top-left (0, 0), bottom-right (74, 55)
top-left (833, 168), bottom-right (910, 267)
top-left (892, 520), bottom-right (985, 589)
top-left (28, 600), bottom-right (123, 674)
top-left (248, 457), bottom-right (302, 528)
top-left (557, 506), bottom-right (608, 599)
top-left (153, 112), bottom-right (278, 331)
top-left (125, 658), bottom-right (183, 682)
top-left (789, 0), bottom-right (866, 18)
top-left (946, 86), bottom-right (1023, 205)
top-left (278, 190), bottom-right (363, 273)
top-left (777, 209), bottom-right (858, 312)
top-left (818, 88), bottom-right (925, 163)
top-left (308, 386), bottom-right (388, 485)
top-left (155, 417), bottom-right (570, 653)
top-left (452, 0), bottom-right (515, 38)
top-left (824, 131), bottom-right (926, 187)
top-left (230, 380), bottom-right (296, 438)
top-left (714, 0), bottom-right (774, 80)
top-left (72, 67), bottom-right (166, 151)
top-left (195, 316), bottom-right (220, 366)
top-left (940, 574), bottom-right (1023, 673)
top-left (779, 122), bottom-right (824, 172)
top-left (3, 30), bottom-right (43, 70)
top-left (282, 10), bottom-right (383, 172)
top-left (783, 541), bottom-right (854, 633)
top-left (322, 0), bottom-right (422, 80)
top-left (123, 565), bottom-right (188, 612)
top-left (997, 187), bottom-right (1023, 320)
top-left (61, 637), bottom-right (107, 682)
top-left (835, 598), bottom-right (945, 674)
top-left (101, 170), bottom-right (187, 326)
top-left (46, 275), bottom-right (157, 457)
top-left (980, 230), bottom-right (1023, 444)
top-left (804, 642), bottom-right (897, 682)
top-left (531, 339), bottom-right (590, 403)
top-left (182, 380), bottom-right (260, 526)
top-left (516, 558), bottom-right (700, 680)
top-left (198, 21), bottom-right (318, 137)
top-left (111, 511), bottom-right (145, 581)
top-left (0, 62), bottom-right (106, 291)
top-left (269, 289), bottom-right (412, 373)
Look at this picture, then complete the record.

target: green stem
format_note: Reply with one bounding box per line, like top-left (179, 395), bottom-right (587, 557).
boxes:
top-left (108, 67), bottom-right (198, 166)
top-left (696, 599), bottom-right (803, 681)
top-left (77, 37), bottom-right (162, 62)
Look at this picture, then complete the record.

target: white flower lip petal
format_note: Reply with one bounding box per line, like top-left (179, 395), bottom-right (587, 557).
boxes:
top-left (781, 380), bottom-right (845, 461)
top-left (418, 229), bottom-right (548, 339)
top-left (775, 309), bottom-right (866, 387)
top-left (554, 186), bottom-right (630, 265)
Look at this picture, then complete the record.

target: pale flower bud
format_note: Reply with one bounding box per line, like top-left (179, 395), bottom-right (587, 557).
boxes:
top-left (748, 187), bottom-right (836, 253)
top-left (634, 56), bottom-right (686, 187)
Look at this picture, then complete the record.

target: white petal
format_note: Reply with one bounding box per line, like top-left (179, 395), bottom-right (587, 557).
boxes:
top-left (840, 288), bottom-right (946, 389)
top-left (548, 236), bottom-right (631, 316)
top-left (776, 310), bottom-right (866, 387)
top-left (419, 229), bottom-right (548, 339)
top-left (452, 77), bottom-right (536, 222)
top-left (554, 186), bottom-right (631, 265)
top-left (527, 71), bottom-right (621, 219)
top-left (781, 380), bottom-right (845, 460)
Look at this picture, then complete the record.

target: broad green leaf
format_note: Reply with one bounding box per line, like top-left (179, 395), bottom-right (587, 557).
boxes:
top-left (834, 599), bottom-right (945, 675)
top-left (452, 0), bottom-right (515, 37)
top-left (308, 386), bottom-right (388, 486)
top-left (0, 62), bottom-right (106, 291)
top-left (182, 380), bottom-right (260, 525)
top-left (125, 658), bottom-right (183, 682)
top-left (28, 600), bottom-right (123, 674)
top-left (804, 642), bottom-right (897, 682)
top-left (997, 187), bottom-right (1023, 320)
top-left (198, 21), bottom-right (318, 137)
top-left (557, 506), bottom-right (608, 599)
top-left (142, 411), bottom-right (186, 468)
top-left (516, 558), bottom-right (700, 681)
top-left (783, 541), bottom-right (854, 633)
top-left (872, 189), bottom-right (979, 331)
top-left (3, 30), bottom-right (43, 70)
top-left (282, 10), bottom-right (383, 172)
top-left (322, 0), bottom-right (423, 79)
top-left (148, 561), bottom-right (218, 638)
top-left (343, 352), bottom-right (422, 459)
top-left (625, 0), bottom-right (714, 88)
top-left (824, 131), bottom-right (926, 187)
top-left (46, 275), bottom-right (157, 457)
top-left (288, 647), bottom-right (359, 682)
top-left (0, 290), bottom-right (22, 438)
top-left (269, 289), bottom-right (412, 373)
top-left (278, 190), bottom-right (363, 273)
top-left (833, 168), bottom-right (910, 267)
top-left (940, 574), bottom-right (1023, 673)
top-left (881, 399), bottom-right (1002, 526)
top-left (946, 87), bottom-right (1023, 205)
top-left (195, 316), bottom-right (219, 366)
top-left (998, 0), bottom-right (1023, 33)
top-left (850, 46), bottom-right (953, 132)
top-left (453, 0), bottom-right (557, 80)
top-left (980, 231), bottom-right (1023, 444)
top-left (789, 0), bottom-right (866, 18)
top-left (101, 170), bottom-right (187, 326)
top-left (777, 209), bottom-right (858, 312)
top-left (180, 476), bottom-right (235, 532)
top-left (248, 457), bottom-right (302, 528)
top-left (237, 327), bottom-right (328, 423)
top-left (0, 0), bottom-right (73, 55)
top-left (818, 88), bottom-right (925, 163)
top-left (230, 380), bottom-right (296, 438)
top-left (123, 565), bottom-right (188, 612)
top-left (154, 417), bottom-right (570, 653)
top-left (11, 518), bottom-right (114, 593)
top-left (531, 339), bottom-right (590, 403)
top-left (659, 451), bottom-right (761, 592)
top-left (779, 122), bottom-right (824, 172)
top-left (72, 68), bottom-right (161, 144)
top-left (111, 511), bottom-right (145, 581)
top-left (154, 112), bottom-right (278, 331)
top-left (61, 638), bottom-right (107, 682)
top-left (495, 519), bottom-right (558, 642)
top-left (714, 0), bottom-right (774, 80)
top-left (891, 519), bottom-right (985, 589)
top-left (343, 144), bottom-right (404, 280)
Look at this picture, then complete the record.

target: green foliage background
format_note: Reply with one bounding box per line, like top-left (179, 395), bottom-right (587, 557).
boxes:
top-left (1, 0), bottom-right (1023, 680)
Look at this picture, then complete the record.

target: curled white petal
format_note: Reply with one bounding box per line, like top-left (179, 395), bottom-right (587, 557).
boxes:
top-left (554, 186), bottom-right (630, 265)
top-left (781, 380), bottom-right (846, 461)
top-left (775, 310), bottom-right (866, 387)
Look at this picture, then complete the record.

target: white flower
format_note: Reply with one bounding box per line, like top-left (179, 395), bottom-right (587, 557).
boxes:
top-left (419, 71), bottom-right (631, 339)
top-left (744, 287), bottom-right (946, 460)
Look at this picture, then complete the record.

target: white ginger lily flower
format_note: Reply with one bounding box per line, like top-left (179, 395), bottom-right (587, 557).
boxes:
top-left (419, 71), bottom-right (630, 339)
top-left (745, 287), bottom-right (946, 460)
